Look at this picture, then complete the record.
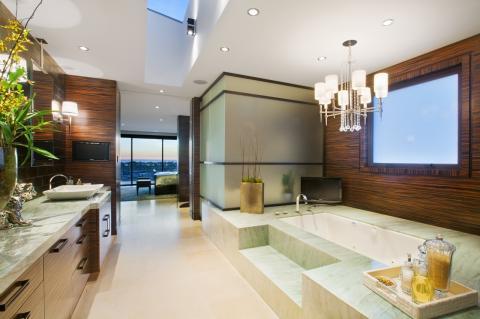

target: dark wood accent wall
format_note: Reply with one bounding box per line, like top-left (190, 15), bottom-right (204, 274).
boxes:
top-left (1, 2), bottom-right (67, 191)
top-left (177, 115), bottom-right (190, 203)
top-left (190, 98), bottom-right (201, 220)
top-left (324, 35), bottom-right (480, 235)
top-left (64, 75), bottom-right (120, 235)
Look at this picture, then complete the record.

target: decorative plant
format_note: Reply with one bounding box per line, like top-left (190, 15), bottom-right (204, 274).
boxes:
top-left (282, 170), bottom-right (294, 194)
top-left (241, 135), bottom-right (262, 183)
top-left (0, 0), bottom-right (57, 165)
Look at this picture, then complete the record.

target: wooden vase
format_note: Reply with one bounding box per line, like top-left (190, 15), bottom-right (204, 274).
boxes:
top-left (240, 182), bottom-right (264, 214)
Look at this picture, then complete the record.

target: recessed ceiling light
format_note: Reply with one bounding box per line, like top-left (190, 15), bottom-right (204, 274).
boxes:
top-left (220, 46), bottom-right (230, 53)
top-left (247, 8), bottom-right (260, 16)
top-left (79, 46), bottom-right (90, 52)
top-left (159, 89), bottom-right (165, 93)
top-left (316, 56), bottom-right (327, 62)
top-left (159, 118), bottom-right (164, 122)
top-left (154, 106), bottom-right (160, 109)
top-left (382, 18), bottom-right (394, 26)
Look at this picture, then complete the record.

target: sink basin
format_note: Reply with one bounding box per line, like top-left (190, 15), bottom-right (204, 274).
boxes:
top-left (43, 184), bottom-right (104, 200)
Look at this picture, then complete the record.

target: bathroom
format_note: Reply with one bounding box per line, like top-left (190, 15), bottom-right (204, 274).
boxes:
top-left (0, 1), bottom-right (479, 319)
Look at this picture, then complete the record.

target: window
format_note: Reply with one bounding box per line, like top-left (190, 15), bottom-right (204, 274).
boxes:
top-left (371, 68), bottom-right (459, 166)
top-left (121, 136), bottom-right (178, 185)
top-left (147, 0), bottom-right (190, 22)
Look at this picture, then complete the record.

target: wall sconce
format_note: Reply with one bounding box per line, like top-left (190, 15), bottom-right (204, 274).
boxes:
top-left (61, 101), bottom-right (79, 130)
top-left (51, 100), bottom-right (63, 122)
top-left (187, 18), bottom-right (196, 36)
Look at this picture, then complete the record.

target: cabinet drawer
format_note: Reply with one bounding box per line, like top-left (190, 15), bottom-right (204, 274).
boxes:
top-left (9, 283), bottom-right (44, 319)
top-left (0, 259), bottom-right (43, 319)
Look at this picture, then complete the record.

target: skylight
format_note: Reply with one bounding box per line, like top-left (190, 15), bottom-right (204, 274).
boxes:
top-left (147, 0), bottom-right (190, 22)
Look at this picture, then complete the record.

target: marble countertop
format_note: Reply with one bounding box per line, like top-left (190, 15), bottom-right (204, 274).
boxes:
top-left (0, 188), bottom-right (111, 293)
top-left (213, 203), bottom-right (480, 318)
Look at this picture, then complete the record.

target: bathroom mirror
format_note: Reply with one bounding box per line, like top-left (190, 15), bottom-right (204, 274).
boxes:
top-left (28, 61), bottom-right (60, 167)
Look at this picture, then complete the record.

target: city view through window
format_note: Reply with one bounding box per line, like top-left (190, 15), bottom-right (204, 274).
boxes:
top-left (121, 137), bottom-right (178, 185)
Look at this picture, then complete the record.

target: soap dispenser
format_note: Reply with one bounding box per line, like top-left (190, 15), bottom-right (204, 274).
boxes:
top-left (400, 253), bottom-right (413, 295)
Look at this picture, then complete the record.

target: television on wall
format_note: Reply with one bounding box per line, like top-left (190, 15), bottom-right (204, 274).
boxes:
top-left (72, 141), bottom-right (110, 161)
top-left (300, 177), bottom-right (342, 204)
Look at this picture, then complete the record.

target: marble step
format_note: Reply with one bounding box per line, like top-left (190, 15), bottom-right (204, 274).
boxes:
top-left (240, 245), bottom-right (304, 305)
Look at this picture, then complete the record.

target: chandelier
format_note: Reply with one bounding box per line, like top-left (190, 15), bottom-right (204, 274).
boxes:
top-left (314, 40), bottom-right (389, 132)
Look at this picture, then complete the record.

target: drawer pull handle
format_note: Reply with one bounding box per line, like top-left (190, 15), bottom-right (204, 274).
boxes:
top-left (0, 280), bottom-right (30, 312)
top-left (75, 218), bottom-right (86, 228)
top-left (103, 229), bottom-right (110, 238)
top-left (102, 215), bottom-right (109, 221)
top-left (76, 234), bottom-right (87, 245)
top-left (77, 257), bottom-right (88, 271)
top-left (50, 238), bottom-right (68, 253)
top-left (14, 311), bottom-right (31, 319)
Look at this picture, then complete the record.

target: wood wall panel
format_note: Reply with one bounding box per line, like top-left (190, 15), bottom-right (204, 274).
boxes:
top-left (325, 34), bottom-right (480, 235)
top-left (190, 98), bottom-right (201, 219)
top-left (177, 115), bottom-right (190, 203)
top-left (64, 75), bottom-right (119, 235)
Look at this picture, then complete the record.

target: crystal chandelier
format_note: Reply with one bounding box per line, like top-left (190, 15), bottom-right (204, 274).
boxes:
top-left (314, 40), bottom-right (389, 132)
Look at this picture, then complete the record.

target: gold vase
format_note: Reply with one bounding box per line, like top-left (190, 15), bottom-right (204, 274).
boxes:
top-left (240, 182), bottom-right (264, 214)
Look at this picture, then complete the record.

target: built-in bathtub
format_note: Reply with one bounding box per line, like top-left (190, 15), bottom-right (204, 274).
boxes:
top-left (281, 212), bottom-right (425, 265)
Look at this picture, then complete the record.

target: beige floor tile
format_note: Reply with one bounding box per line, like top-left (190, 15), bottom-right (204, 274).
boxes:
top-left (72, 199), bottom-right (277, 319)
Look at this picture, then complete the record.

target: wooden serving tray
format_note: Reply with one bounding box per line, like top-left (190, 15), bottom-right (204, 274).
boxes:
top-left (364, 266), bottom-right (478, 319)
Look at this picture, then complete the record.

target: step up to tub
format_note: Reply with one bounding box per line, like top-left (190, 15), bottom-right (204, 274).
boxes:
top-left (240, 245), bottom-right (304, 305)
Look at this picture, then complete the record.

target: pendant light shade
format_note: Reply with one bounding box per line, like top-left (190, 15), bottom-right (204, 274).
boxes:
top-left (352, 70), bottom-right (366, 90)
top-left (314, 82), bottom-right (326, 100)
top-left (325, 74), bottom-right (339, 94)
top-left (374, 73), bottom-right (389, 98)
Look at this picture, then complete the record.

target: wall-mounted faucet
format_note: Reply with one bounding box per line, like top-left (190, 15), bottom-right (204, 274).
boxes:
top-left (295, 194), bottom-right (308, 214)
top-left (49, 174), bottom-right (73, 189)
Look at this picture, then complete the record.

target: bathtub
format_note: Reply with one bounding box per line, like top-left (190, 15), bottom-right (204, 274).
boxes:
top-left (281, 213), bottom-right (424, 265)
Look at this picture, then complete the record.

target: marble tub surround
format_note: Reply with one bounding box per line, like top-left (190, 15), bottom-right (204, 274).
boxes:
top-left (201, 199), bottom-right (480, 318)
top-left (0, 188), bottom-right (111, 293)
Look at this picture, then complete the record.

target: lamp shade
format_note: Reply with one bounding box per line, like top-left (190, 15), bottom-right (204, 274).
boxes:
top-left (360, 87), bottom-right (371, 105)
top-left (318, 94), bottom-right (331, 105)
top-left (62, 101), bottom-right (79, 116)
top-left (338, 90), bottom-right (348, 106)
top-left (325, 74), bottom-right (339, 94)
top-left (351, 69), bottom-right (366, 90)
top-left (314, 82), bottom-right (326, 100)
top-left (374, 72), bottom-right (389, 98)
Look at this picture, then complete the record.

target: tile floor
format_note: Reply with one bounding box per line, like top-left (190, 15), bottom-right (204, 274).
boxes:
top-left (72, 198), bottom-right (277, 319)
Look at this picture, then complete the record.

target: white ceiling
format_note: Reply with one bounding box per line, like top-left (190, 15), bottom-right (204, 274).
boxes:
top-left (5, 0), bottom-right (480, 133)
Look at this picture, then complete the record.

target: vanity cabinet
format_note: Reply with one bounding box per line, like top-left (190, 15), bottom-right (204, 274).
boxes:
top-left (0, 197), bottom-right (113, 319)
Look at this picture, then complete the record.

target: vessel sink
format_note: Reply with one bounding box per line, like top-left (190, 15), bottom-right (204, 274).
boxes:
top-left (43, 184), bottom-right (104, 200)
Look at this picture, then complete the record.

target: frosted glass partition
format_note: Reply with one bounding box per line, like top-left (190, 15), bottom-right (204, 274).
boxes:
top-left (373, 73), bottom-right (459, 164)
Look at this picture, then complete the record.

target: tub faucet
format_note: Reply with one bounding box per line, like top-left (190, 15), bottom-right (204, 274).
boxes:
top-left (295, 194), bottom-right (308, 214)
top-left (49, 174), bottom-right (71, 189)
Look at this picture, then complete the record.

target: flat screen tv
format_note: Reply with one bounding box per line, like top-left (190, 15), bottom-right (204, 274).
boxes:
top-left (300, 177), bottom-right (342, 204)
top-left (72, 141), bottom-right (110, 161)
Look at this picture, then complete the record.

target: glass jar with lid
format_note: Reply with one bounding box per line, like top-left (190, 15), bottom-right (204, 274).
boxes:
top-left (419, 234), bottom-right (456, 293)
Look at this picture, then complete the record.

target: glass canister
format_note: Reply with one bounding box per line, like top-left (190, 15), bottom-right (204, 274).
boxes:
top-left (419, 234), bottom-right (456, 293)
